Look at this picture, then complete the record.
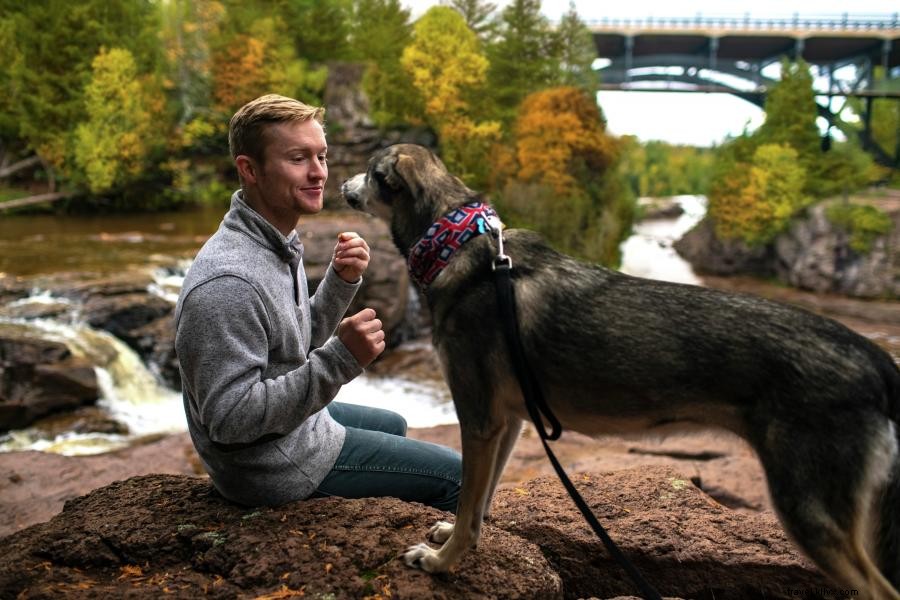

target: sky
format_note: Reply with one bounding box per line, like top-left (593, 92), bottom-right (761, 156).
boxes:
top-left (401, 0), bottom-right (899, 146)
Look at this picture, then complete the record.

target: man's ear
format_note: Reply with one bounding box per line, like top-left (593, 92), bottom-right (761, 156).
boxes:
top-left (235, 155), bottom-right (258, 185)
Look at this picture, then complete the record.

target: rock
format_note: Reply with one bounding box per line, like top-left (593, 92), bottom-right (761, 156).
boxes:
top-left (775, 201), bottom-right (900, 298)
top-left (638, 197), bottom-right (684, 221)
top-left (299, 213), bottom-right (415, 346)
top-left (673, 218), bottom-right (774, 277)
top-left (0, 474), bottom-right (562, 599)
top-left (0, 335), bottom-right (99, 430)
top-left (322, 61), bottom-right (437, 211)
top-left (491, 465), bottom-right (831, 600)
top-left (0, 433), bottom-right (203, 538)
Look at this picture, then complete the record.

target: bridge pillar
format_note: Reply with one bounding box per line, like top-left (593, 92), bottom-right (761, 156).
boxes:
top-left (794, 37), bottom-right (805, 61)
top-left (883, 39), bottom-right (893, 79)
top-left (625, 35), bottom-right (634, 82)
top-left (709, 37), bottom-right (719, 72)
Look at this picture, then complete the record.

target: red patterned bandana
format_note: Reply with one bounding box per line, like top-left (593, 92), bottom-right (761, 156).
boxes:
top-left (408, 202), bottom-right (500, 289)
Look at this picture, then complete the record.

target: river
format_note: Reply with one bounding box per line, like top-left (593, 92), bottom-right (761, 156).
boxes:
top-left (1, 197), bottom-right (896, 454)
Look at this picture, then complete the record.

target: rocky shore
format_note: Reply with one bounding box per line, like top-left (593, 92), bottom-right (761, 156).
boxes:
top-left (1, 427), bottom-right (832, 599)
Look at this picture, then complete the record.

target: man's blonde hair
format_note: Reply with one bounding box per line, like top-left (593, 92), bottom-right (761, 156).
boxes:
top-left (228, 94), bottom-right (325, 163)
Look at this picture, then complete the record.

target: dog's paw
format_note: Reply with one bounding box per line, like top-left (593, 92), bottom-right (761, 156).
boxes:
top-left (403, 542), bottom-right (443, 573)
top-left (427, 520), bottom-right (454, 544)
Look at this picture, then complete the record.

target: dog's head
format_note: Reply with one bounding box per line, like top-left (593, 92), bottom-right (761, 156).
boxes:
top-left (341, 144), bottom-right (475, 251)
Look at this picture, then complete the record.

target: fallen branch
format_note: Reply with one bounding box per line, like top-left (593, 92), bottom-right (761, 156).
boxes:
top-left (0, 191), bottom-right (74, 212)
top-left (0, 155), bottom-right (43, 179)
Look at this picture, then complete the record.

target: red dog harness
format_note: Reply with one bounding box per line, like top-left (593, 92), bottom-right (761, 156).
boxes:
top-left (408, 202), bottom-right (500, 288)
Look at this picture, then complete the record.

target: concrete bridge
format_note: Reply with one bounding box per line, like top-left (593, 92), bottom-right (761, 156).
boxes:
top-left (588, 13), bottom-right (900, 163)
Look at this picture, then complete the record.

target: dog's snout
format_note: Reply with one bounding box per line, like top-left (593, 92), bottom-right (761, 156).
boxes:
top-left (341, 174), bottom-right (366, 209)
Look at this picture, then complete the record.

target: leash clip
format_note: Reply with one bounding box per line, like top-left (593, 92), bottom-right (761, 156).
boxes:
top-left (487, 214), bottom-right (512, 271)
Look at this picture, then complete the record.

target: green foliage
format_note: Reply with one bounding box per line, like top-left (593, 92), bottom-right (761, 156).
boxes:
top-left (551, 1), bottom-right (599, 92)
top-left (711, 143), bottom-right (810, 246)
top-left (485, 0), bottom-right (558, 124)
top-left (3, 0), bottom-right (160, 176)
top-left (444, 0), bottom-right (498, 41)
top-left (74, 48), bottom-right (166, 194)
top-left (350, 0), bottom-right (420, 127)
top-left (619, 136), bottom-right (714, 198)
top-left (825, 202), bottom-right (893, 253)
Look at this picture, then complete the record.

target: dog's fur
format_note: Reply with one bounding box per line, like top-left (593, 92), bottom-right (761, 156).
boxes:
top-left (341, 144), bottom-right (900, 599)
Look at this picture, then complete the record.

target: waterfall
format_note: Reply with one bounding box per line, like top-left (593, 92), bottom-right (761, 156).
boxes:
top-left (0, 298), bottom-right (185, 455)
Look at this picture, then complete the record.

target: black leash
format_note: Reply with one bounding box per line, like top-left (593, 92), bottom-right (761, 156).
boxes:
top-left (492, 253), bottom-right (664, 600)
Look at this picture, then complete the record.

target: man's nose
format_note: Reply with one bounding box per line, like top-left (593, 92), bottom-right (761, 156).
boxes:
top-left (309, 157), bottom-right (327, 181)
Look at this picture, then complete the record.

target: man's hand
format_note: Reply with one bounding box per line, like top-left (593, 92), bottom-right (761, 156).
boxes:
top-left (337, 308), bottom-right (385, 367)
top-left (332, 231), bottom-right (369, 283)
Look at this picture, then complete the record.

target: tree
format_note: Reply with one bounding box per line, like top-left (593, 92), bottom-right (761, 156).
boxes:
top-left (496, 86), bottom-right (633, 265)
top-left (3, 0), bottom-right (160, 181)
top-left (710, 143), bottom-right (809, 245)
top-left (402, 6), bottom-right (500, 185)
top-left (486, 0), bottom-right (558, 123)
top-left (551, 1), bottom-right (599, 92)
top-left (442, 0), bottom-right (498, 41)
top-left (210, 17), bottom-right (327, 119)
top-left (74, 48), bottom-right (165, 194)
top-left (347, 0), bottom-right (420, 126)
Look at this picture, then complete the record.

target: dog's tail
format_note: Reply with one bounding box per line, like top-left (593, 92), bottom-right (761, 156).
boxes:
top-left (876, 358), bottom-right (900, 592)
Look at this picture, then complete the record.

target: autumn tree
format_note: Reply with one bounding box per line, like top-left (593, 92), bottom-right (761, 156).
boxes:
top-left (401, 6), bottom-right (500, 186)
top-left (710, 143), bottom-right (809, 245)
top-left (74, 48), bottom-right (165, 195)
top-left (496, 86), bottom-right (633, 265)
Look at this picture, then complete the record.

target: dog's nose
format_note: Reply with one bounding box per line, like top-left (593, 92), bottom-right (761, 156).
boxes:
top-left (340, 181), bottom-right (358, 207)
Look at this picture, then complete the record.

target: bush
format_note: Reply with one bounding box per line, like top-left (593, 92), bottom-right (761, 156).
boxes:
top-left (825, 202), bottom-right (893, 253)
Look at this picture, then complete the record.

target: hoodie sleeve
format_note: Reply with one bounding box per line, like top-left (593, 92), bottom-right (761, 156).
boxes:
top-left (308, 263), bottom-right (362, 348)
top-left (175, 274), bottom-right (363, 445)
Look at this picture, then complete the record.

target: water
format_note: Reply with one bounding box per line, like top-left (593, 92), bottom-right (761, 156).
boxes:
top-left (620, 195), bottom-right (706, 284)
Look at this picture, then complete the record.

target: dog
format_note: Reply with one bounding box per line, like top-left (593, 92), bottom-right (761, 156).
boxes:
top-left (341, 143), bottom-right (900, 599)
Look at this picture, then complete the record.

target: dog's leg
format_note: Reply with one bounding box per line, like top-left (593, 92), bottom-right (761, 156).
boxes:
top-left (483, 418), bottom-right (522, 520)
top-left (877, 422), bottom-right (900, 592)
top-left (758, 418), bottom-right (900, 599)
top-left (404, 420), bottom-right (509, 572)
top-left (427, 417), bottom-right (523, 546)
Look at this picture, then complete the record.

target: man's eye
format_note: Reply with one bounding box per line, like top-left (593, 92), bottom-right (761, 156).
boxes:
top-left (318, 155), bottom-right (328, 163)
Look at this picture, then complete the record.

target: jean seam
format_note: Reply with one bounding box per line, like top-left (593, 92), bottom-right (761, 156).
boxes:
top-left (331, 464), bottom-right (461, 485)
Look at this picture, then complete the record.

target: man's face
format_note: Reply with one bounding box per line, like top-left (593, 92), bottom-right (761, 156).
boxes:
top-left (254, 119), bottom-right (328, 217)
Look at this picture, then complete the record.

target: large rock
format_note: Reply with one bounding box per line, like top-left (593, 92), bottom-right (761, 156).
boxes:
top-left (0, 334), bottom-right (98, 430)
top-left (0, 474), bottom-right (562, 599)
top-left (491, 465), bottom-right (831, 600)
top-left (673, 218), bottom-right (774, 277)
top-left (775, 200), bottom-right (900, 298)
top-left (299, 213), bottom-right (416, 345)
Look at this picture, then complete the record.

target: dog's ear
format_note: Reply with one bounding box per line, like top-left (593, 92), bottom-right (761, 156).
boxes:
top-left (374, 152), bottom-right (421, 198)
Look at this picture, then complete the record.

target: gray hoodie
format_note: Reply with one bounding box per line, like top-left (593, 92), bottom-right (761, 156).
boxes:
top-left (175, 191), bottom-right (363, 506)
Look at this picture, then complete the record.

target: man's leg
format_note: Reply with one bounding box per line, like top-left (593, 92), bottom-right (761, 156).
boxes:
top-left (327, 401), bottom-right (407, 437)
top-left (312, 424), bottom-right (461, 513)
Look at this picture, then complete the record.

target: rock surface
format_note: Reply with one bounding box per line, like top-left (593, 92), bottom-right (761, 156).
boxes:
top-left (0, 474), bottom-right (562, 599)
top-left (492, 467), bottom-right (830, 599)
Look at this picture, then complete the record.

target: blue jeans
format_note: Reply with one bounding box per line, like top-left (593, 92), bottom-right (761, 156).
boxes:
top-left (312, 402), bottom-right (461, 513)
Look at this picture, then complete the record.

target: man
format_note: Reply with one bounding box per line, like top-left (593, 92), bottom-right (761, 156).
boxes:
top-left (175, 94), bottom-right (460, 512)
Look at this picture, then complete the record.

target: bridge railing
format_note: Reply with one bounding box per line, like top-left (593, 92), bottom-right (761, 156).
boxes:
top-left (586, 13), bottom-right (900, 33)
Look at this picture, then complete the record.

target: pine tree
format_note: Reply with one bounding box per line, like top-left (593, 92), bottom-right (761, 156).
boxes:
top-left (551, 1), bottom-right (599, 92)
top-left (443, 0), bottom-right (497, 41)
top-left (486, 0), bottom-right (557, 124)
